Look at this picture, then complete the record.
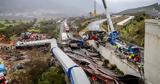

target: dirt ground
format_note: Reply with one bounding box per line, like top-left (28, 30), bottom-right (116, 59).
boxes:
top-left (0, 44), bottom-right (52, 83)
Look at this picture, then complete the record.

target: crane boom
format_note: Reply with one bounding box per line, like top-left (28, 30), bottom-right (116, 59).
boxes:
top-left (102, 0), bottom-right (115, 32)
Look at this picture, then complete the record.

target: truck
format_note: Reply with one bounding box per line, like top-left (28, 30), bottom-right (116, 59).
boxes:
top-left (64, 20), bottom-right (70, 32)
top-left (61, 33), bottom-right (69, 45)
top-left (0, 64), bottom-right (7, 76)
top-left (69, 39), bottom-right (84, 49)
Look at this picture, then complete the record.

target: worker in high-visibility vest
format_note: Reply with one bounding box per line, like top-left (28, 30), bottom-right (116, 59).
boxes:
top-left (131, 54), bottom-right (135, 58)
top-left (113, 44), bottom-right (119, 52)
top-left (128, 55), bottom-right (132, 59)
top-left (0, 61), bottom-right (4, 64)
top-left (128, 54), bottom-right (135, 62)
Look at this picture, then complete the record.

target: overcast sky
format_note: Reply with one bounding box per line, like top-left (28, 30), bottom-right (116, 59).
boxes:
top-left (0, 0), bottom-right (159, 16)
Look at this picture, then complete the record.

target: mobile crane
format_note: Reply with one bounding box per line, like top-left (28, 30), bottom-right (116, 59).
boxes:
top-left (102, 0), bottom-right (142, 59)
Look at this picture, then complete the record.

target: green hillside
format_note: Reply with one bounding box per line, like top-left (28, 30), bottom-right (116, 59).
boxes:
top-left (118, 13), bottom-right (146, 47)
top-left (118, 3), bottom-right (160, 15)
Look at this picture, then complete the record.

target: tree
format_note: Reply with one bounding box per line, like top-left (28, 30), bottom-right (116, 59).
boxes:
top-left (38, 20), bottom-right (59, 39)
top-left (0, 23), bottom-right (5, 28)
top-left (12, 20), bottom-right (16, 23)
top-left (5, 19), bottom-right (10, 24)
top-left (38, 67), bottom-right (66, 84)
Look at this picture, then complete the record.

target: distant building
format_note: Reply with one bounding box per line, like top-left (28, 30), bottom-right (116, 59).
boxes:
top-left (158, 12), bottom-right (160, 19)
top-left (149, 8), bottom-right (160, 19)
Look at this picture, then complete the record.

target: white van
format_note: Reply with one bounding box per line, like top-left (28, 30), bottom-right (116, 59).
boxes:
top-left (61, 33), bottom-right (69, 45)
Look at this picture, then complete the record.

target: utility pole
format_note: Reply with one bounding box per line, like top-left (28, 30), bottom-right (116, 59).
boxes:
top-left (94, 0), bottom-right (97, 16)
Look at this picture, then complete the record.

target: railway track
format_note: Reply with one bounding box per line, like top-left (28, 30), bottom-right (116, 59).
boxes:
top-left (63, 46), bottom-right (120, 84)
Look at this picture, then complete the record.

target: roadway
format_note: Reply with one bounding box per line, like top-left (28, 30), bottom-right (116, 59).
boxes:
top-left (79, 19), bottom-right (107, 38)
top-left (117, 16), bottom-right (135, 26)
top-left (87, 19), bottom-right (107, 32)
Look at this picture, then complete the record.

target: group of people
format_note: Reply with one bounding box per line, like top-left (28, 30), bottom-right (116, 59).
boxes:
top-left (20, 32), bottom-right (47, 42)
top-left (114, 43), bottom-right (144, 73)
top-left (83, 32), bottom-right (106, 46)
top-left (127, 53), bottom-right (141, 63)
